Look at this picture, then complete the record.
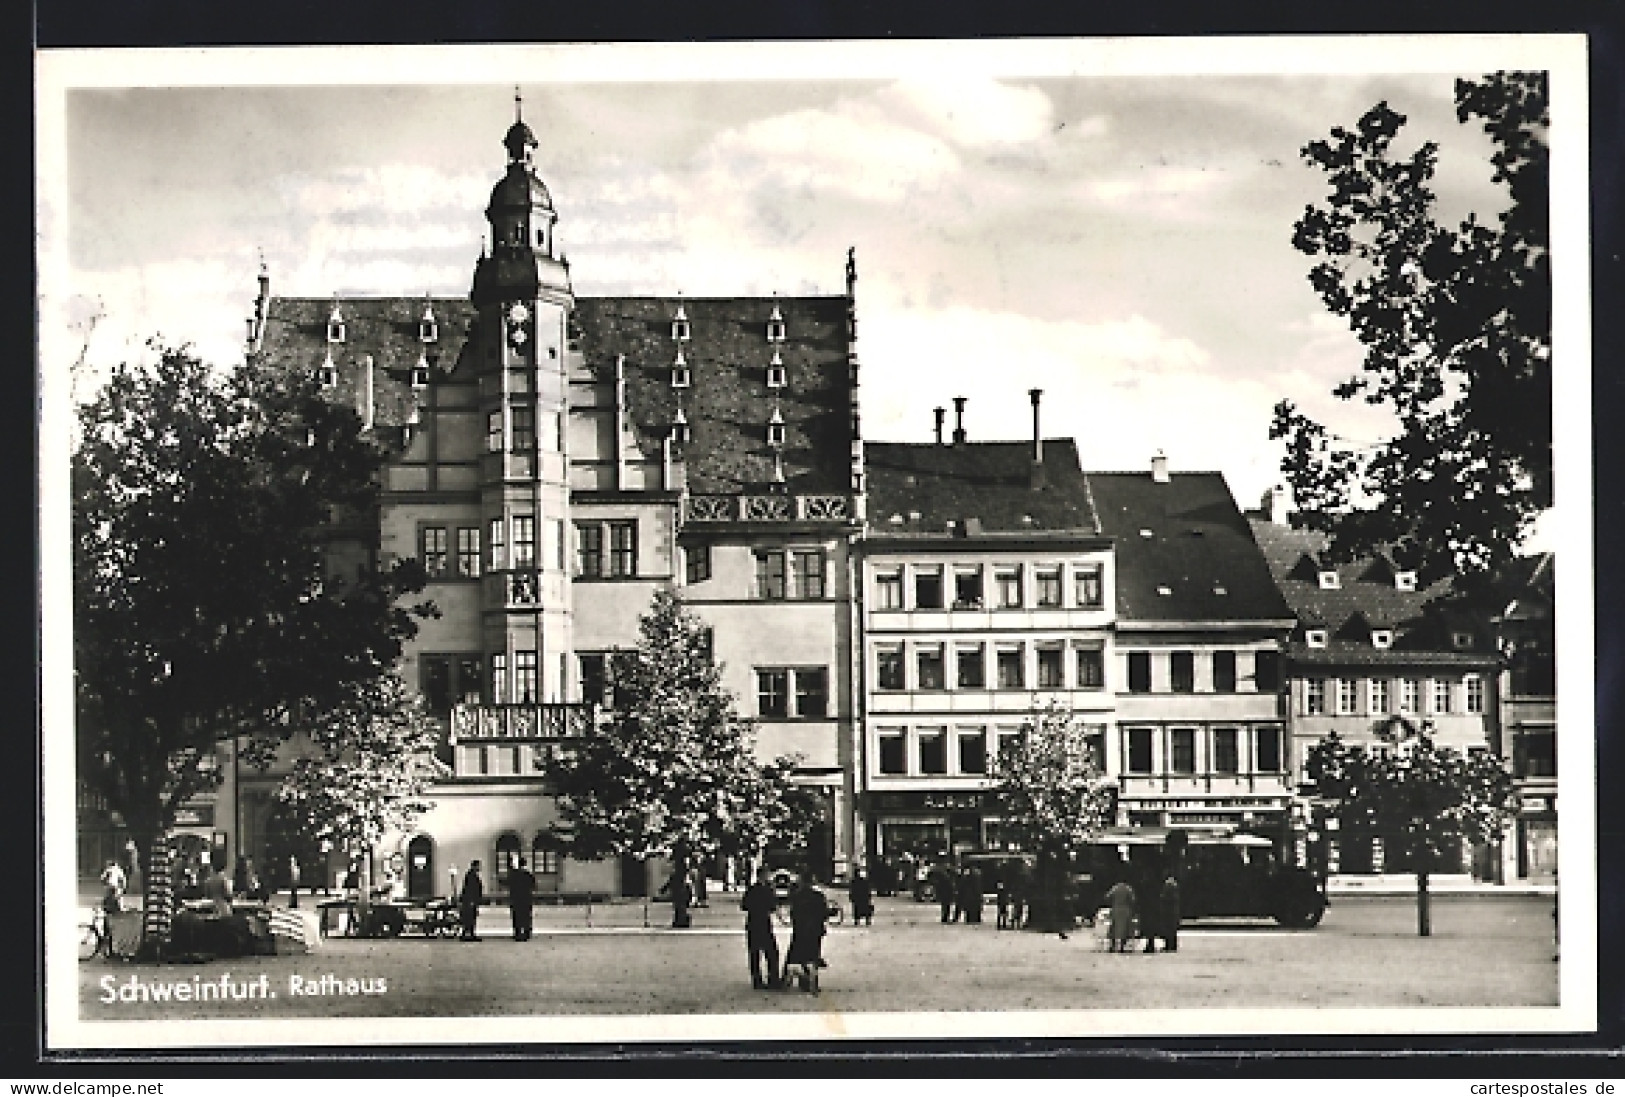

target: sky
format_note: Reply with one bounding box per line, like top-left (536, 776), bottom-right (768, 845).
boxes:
top-left (40, 40), bottom-right (1571, 522)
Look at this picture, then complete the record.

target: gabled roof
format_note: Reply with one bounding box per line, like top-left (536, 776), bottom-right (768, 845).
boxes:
top-left (572, 296), bottom-right (854, 497)
top-left (1085, 472), bottom-right (1291, 624)
top-left (864, 439), bottom-right (1099, 536)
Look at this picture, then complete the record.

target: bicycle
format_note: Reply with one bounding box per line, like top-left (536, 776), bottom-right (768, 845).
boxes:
top-left (78, 903), bottom-right (138, 961)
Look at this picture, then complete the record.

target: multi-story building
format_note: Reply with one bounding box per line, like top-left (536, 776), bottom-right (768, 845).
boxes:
top-left (1088, 457), bottom-right (1296, 837)
top-left (1248, 492), bottom-right (1501, 876)
top-left (857, 393), bottom-right (1115, 862)
top-left (1491, 552), bottom-right (1556, 882)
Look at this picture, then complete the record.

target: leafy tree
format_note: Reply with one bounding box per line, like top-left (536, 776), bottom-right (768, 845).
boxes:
top-left (992, 704), bottom-right (1118, 932)
top-left (275, 672), bottom-right (449, 907)
top-left (1274, 72), bottom-right (1550, 588)
top-left (544, 588), bottom-right (803, 927)
top-left (1305, 721), bottom-right (1516, 936)
top-left (73, 343), bottom-right (429, 945)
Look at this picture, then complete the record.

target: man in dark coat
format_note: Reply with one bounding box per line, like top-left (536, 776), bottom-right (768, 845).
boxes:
top-left (508, 856), bottom-right (536, 941)
top-left (957, 865), bottom-right (983, 924)
top-left (1138, 860), bottom-right (1162, 953)
top-left (931, 861), bottom-right (955, 923)
top-left (849, 868), bottom-right (874, 926)
top-left (459, 860), bottom-right (484, 941)
top-left (740, 866), bottom-right (781, 989)
top-left (1156, 873), bottom-right (1181, 952)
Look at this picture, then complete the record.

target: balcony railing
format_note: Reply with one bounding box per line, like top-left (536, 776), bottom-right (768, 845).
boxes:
top-left (483, 568), bottom-right (543, 608)
top-left (683, 493), bottom-right (853, 524)
top-left (450, 702), bottom-right (594, 742)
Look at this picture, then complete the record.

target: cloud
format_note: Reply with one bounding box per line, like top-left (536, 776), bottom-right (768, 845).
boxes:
top-left (876, 78), bottom-right (1057, 149)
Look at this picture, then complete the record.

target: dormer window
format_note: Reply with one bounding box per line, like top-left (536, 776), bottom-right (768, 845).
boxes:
top-left (766, 304), bottom-right (785, 343)
top-left (671, 409), bottom-right (690, 444)
top-left (671, 305), bottom-right (690, 342)
top-left (1305, 629), bottom-right (1329, 649)
top-left (1371, 629), bottom-right (1394, 650)
top-left (671, 346), bottom-right (690, 389)
top-left (767, 407), bottom-right (785, 447)
top-left (1394, 571), bottom-right (1418, 591)
top-left (326, 305), bottom-right (346, 344)
top-left (1452, 630), bottom-right (1475, 650)
top-left (766, 347), bottom-right (786, 389)
top-left (412, 355), bottom-right (431, 389)
top-left (419, 304), bottom-right (438, 343)
top-left (1318, 570), bottom-right (1341, 590)
top-left (318, 353), bottom-right (337, 389)
top-left (1155, 585), bottom-right (1173, 597)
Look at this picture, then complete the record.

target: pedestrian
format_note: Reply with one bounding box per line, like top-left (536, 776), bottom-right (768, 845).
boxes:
top-left (1138, 862), bottom-right (1162, 954)
top-left (741, 866), bottom-right (781, 989)
top-left (99, 859), bottom-right (126, 914)
top-left (1103, 878), bottom-right (1136, 953)
top-left (931, 861), bottom-right (955, 923)
top-left (957, 865), bottom-right (983, 924)
top-left (203, 863), bottom-right (234, 918)
top-left (667, 865), bottom-right (693, 928)
top-left (288, 855), bottom-right (301, 909)
top-left (995, 878), bottom-right (1010, 929)
top-left (509, 856), bottom-right (536, 941)
top-left (1009, 870), bottom-right (1027, 931)
top-left (692, 865), bottom-right (709, 908)
top-left (782, 871), bottom-right (829, 994)
top-left (849, 867), bottom-right (874, 926)
top-left (1157, 873), bottom-right (1181, 953)
top-left (459, 859), bottom-right (484, 941)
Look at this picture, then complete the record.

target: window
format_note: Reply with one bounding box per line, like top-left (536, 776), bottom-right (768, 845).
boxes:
top-left (1213, 728), bottom-right (1239, 775)
top-left (411, 362), bottom-right (430, 388)
top-left (514, 651), bottom-right (538, 704)
top-left (421, 527), bottom-right (448, 577)
top-left (671, 363), bottom-right (690, 389)
top-left (1035, 567), bottom-right (1063, 607)
top-left (756, 669), bottom-right (789, 717)
top-left (1127, 728), bottom-right (1153, 774)
top-left (794, 668), bottom-right (828, 718)
top-left (874, 569), bottom-right (903, 609)
top-left (511, 516), bottom-right (536, 569)
top-left (685, 544), bottom-right (712, 585)
top-left (457, 656), bottom-right (483, 704)
top-left (995, 567), bottom-right (1023, 608)
top-left (1305, 678), bottom-right (1327, 716)
top-left (916, 645), bottom-right (946, 691)
top-left (1305, 629), bottom-right (1329, 648)
top-left (608, 521), bottom-right (636, 577)
top-left (958, 728), bottom-right (988, 775)
top-left (1074, 564), bottom-right (1104, 608)
top-left (1400, 679), bottom-right (1421, 715)
top-left (1127, 652), bottom-right (1151, 694)
top-left (1318, 570), bottom-right (1341, 590)
top-left (953, 567), bottom-right (984, 609)
top-left (489, 518), bottom-right (506, 571)
top-left (1170, 651), bottom-right (1195, 693)
top-left (766, 418), bottom-right (786, 447)
top-left (1254, 650), bottom-right (1282, 693)
top-left (1170, 729), bottom-right (1196, 774)
top-left (877, 732), bottom-right (906, 775)
top-left (420, 656), bottom-right (451, 715)
top-left (1452, 630), bottom-right (1475, 651)
top-left (918, 729), bottom-right (947, 775)
top-left (793, 551), bottom-right (825, 598)
top-left (956, 644), bottom-right (985, 689)
top-left (766, 358), bottom-right (786, 389)
top-left (670, 416), bottom-right (690, 443)
top-left (578, 653), bottom-right (608, 707)
top-left (456, 528), bottom-right (481, 578)
top-left (671, 311), bottom-right (689, 341)
top-left (875, 646), bottom-right (904, 691)
top-left (995, 727), bottom-right (1025, 767)
top-left (1433, 679), bottom-right (1453, 714)
top-left (1083, 726), bottom-right (1107, 771)
top-left (532, 847), bottom-right (560, 876)
top-left (318, 360), bottom-right (336, 388)
top-left (1036, 645), bottom-right (1065, 688)
top-left (1336, 678), bottom-right (1358, 715)
top-left (996, 645), bottom-right (1024, 689)
top-left (1371, 629), bottom-right (1394, 650)
top-left (1516, 729), bottom-right (1556, 778)
top-left (1075, 646), bottom-right (1105, 689)
top-left (1256, 727), bottom-right (1284, 772)
top-left (755, 551), bottom-right (786, 599)
top-left (1213, 651), bottom-right (1237, 693)
top-left (576, 523), bottom-right (603, 577)
top-left (1394, 571), bottom-right (1418, 591)
top-left (491, 653), bottom-right (507, 705)
top-left (486, 410), bottom-right (503, 453)
top-left (1466, 675), bottom-right (1486, 715)
top-left (1371, 679), bottom-right (1391, 715)
top-left (766, 309), bottom-right (786, 342)
top-left (914, 566), bottom-right (944, 609)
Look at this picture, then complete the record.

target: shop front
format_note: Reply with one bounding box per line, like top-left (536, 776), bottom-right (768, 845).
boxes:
top-left (862, 790), bottom-right (1009, 864)
top-left (1119, 794), bottom-right (1290, 842)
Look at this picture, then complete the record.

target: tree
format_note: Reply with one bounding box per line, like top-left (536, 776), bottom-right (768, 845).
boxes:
top-left (544, 589), bottom-right (802, 927)
top-left (1274, 72), bottom-right (1550, 589)
top-left (1305, 721), bottom-right (1516, 936)
top-left (274, 672), bottom-right (450, 910)
top-left (73, 343), bottom-right (429, 946)
top-left (992, 704), bottom-right (1118, 932)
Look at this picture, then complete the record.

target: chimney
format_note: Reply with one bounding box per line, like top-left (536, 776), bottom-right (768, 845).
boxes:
top-left (1028, 388), bottom-right (1046, 490)
top-left (933, 407), bottom-right (946, 445)
top-left (361, 355), bottom-right (375, 431)
top-left (951, 396), bottom-right (967, 445)
top-left (1151, 449), bottom-right (1169, 484)
top-left (1264, 484), bottom-right (1290, 526)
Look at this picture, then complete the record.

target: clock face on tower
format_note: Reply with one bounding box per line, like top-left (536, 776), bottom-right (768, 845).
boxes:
top-left (507, 302), bottom-right (530, 324)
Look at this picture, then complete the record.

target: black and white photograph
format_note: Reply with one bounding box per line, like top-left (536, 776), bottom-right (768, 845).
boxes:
top-left (37, 35), bottom-right (1594, 1050)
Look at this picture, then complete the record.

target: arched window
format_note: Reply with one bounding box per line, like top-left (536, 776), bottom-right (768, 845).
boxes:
top-left (494, 831), bottom-right (522, 888)
top-left (531, 831), bottom-right (562, 877)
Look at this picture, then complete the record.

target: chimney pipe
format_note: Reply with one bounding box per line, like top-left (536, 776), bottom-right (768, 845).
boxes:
top-left (933, 407), bottom-right (946, 446)
top-left (951, 396), bottom-right (967, 445)
top-left (1266, 484), bottom-right (1290, 526)
top-left (1028, 388), bottom-right (1046, 490)
top-left (1151, 449), bottom-right (1169, 484)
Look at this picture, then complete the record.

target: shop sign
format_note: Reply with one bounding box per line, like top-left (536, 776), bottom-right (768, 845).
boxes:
top-left (1124, 797), bottom-right (1285, 811)
top-left (868, 791), bottom-right (989, 813)
top-left (173, 805), bottom-right (214, 827)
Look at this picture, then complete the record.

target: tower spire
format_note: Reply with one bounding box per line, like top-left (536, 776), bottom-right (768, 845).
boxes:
top-left (515, 86), bottom-right (523, 122)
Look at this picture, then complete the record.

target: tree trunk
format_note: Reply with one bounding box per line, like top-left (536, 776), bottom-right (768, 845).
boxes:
top-left (137, 833), bottom-right (173, 960)
top-left (671, 844), bottom-right (691, 929)
top-left (1417, 869), bottom-right (1431, 937)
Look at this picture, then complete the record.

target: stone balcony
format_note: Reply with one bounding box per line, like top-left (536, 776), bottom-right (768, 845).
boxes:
top-left (450, 701), bottom-right (595, 743)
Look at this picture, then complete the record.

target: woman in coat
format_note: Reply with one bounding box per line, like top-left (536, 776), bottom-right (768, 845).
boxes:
top-left (782, 871), bottom-right (829, 993)
top-left (849, 868), bottom-right (874, 926)
top-left (1103, 877), bottom-right (1137, 953)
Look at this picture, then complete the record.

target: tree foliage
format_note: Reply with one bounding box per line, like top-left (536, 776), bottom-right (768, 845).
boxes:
top-left (1274, 71), bottom-right (1550, 588)
top-left (1305, 720), bottom-right (1516, 934)
top-left (73, 344), bottom-right (429, 851)
top-left (993, 704), bottom-right (1116, 854)
top-left (545, 589), bottom-right (806, 882)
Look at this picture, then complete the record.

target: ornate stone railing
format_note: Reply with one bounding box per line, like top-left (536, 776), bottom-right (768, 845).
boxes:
top-left (450, 702), bottom-right (594, 742)
top-left (483, 569), bottom-right (543, 608)
top-left (683, 493), bottom-right (852, 524)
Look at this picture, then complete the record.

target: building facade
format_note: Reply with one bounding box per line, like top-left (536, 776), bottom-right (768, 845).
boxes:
top-left (1492, 552), bottom-right (1556, 882)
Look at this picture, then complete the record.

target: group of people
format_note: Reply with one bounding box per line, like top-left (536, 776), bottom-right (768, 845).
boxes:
top-left (928, 863), bottom-right (1028, 929)
top-left (741, 866), bottom-right (833, 993)
top-left (1100, 869), bottom-right (1181, 953)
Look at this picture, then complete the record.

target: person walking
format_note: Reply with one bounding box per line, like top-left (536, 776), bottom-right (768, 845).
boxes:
top-left (1157, 873), bottom-right (1181, 953)
top-left (957, 865), bottom-right (983, 924)
top-left (1103, 877), bottom-right (1137, 953)
top-left (995, 878), bottom-right (1010, 930)
top-left (99, 859), bottom-right (127, 914)
top-left (849, 868), bottom-right (874, 926)
top-left (459, 860), bottom-right (484, 941)
top-left (1138, 861), bottom-right (1162, 954)
top-left (741, 866), bottom-right (781, 989)
top-left (782, 871), bottom-right (829, 994)
top-left (508, 856), bottom-right (536, 942)
top-left (931, 861), bottom-right (955, 924)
